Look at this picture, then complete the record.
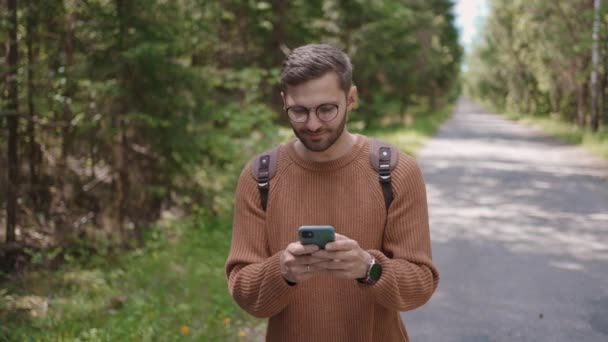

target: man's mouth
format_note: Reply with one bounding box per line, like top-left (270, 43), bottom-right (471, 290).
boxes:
top-left (306, 131), bottom-right (324, 139)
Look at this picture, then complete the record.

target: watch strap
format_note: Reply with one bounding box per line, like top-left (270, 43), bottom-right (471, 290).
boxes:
top-left (357, 256), bottom-right (379, 284)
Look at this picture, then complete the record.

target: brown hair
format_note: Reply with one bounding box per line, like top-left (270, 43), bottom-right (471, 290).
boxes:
top-left (280, 44), bottom-right (353, 93)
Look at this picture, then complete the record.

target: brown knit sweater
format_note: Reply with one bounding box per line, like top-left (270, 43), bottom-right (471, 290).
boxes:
top-left (225, 134), bottom-right (438, 342)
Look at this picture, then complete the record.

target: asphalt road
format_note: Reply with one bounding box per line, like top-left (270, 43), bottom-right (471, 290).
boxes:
top-left (403, 99), bottom-right (608, 342)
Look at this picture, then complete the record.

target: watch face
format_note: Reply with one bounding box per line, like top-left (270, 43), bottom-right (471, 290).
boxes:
top-left (369, 263), bottom-right (382, 281)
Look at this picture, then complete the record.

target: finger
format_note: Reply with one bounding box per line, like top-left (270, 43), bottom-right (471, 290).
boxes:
top-left (289, 242), bottom-right (320, 256)
top-left (316, 260), bottom-right (350, 270)
top-left (310, 250), bottom-right (334, 259)
top-left (296, 268), bottom-right (326, 282)
top-left (334, 233), bottom-right (348, 241)
top-left (311, 250), bottom-right (350, 260)
top-left (295, 263), bottom-right (325, 274)
top-left (325, 239), bottom-right (358, 251)
top-left (294, 255), bottom-right (327, 265)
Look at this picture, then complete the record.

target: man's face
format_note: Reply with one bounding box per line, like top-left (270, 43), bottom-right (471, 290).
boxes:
top-left (282, 73), bottom-right (354, 152)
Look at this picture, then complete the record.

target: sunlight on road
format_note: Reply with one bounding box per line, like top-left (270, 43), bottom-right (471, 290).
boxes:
top-left (406, 100), bottom-right (608, 342)
top-left (419, 103), bottom-right (608, 263)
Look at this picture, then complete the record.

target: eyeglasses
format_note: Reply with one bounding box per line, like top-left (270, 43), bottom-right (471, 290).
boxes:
top-left (285, 103), bottom-right (339, 123)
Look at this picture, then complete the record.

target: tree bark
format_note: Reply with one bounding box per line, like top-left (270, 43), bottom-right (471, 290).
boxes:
top-left (577, 81), bottom-right (588, 127)
top-left (5, 0), bottom-right (19, 243)
top-left (590, 0), bottom-right (601, 131)
top-left (27, 0), bottom-right (41, 210)
top-left (114, 0), bottom-right (130, 241)
top-left (576, 54), bottom-right (591, 127)
top-left (604, 21), bottom-right (608, 127)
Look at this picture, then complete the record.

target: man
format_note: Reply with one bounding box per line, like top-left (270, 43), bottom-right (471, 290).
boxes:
top-left (225, 43), bottom-right (438, 342)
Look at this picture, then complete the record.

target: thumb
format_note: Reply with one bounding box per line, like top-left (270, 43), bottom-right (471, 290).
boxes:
top-left (302, 244), bottom-right (320, 254)
top-left (334, 233), bottom-right (348, 241)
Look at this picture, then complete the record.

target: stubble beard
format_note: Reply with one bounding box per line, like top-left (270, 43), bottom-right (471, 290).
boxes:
top-left (292, 111), bottom-right (347, 152)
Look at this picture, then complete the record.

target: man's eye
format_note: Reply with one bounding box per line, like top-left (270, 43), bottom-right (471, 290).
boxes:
top-left (318, 104), bottom-right (336, 113)
top-left (290, 107), bottom-right (308, 114)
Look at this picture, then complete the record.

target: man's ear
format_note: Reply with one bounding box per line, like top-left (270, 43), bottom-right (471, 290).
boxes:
top-left (280, 91), bottom-right (286, 108)
top-left (347, 86), bottom-right (358, 111)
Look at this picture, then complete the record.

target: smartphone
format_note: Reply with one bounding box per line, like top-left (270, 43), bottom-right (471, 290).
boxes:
top-left (298, 225), bottom-right (336, 249)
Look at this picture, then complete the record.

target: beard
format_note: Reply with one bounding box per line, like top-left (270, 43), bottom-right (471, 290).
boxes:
top-left (292, 111), bottom-right (347, 152)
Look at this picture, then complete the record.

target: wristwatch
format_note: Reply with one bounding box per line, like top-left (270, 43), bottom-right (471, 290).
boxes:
top-left (357, 255), bottom-right (382, 285)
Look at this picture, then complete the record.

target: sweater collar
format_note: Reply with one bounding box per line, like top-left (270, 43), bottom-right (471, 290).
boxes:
top-left (286, 134), bottom-right (366, 172)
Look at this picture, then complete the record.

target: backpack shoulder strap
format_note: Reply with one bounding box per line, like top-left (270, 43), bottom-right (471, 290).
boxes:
top-left (251, 145), bottom-right (281, 211)
top-left (369, 138), bottom-right (399, 209)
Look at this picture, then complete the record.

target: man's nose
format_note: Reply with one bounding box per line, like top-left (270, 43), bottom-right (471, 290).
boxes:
top-left (304, 109), bottom-right (322, 131)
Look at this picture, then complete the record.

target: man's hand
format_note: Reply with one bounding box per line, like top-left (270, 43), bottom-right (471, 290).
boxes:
top-left (280, 242), bottom-right (326, 284)
top-left (311, 233), bottom-right (372, 280)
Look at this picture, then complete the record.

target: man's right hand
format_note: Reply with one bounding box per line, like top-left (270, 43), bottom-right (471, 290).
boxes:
top-left (280, 242), bottom-right (324, 284)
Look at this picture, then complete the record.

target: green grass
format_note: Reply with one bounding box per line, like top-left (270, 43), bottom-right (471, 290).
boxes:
top-left (1, 214), bottom-right (263, 342)
top-left (361, 105), bottom-right (454, 155)
top-left (504, 112), bottom-right (608, 161)
top-left (1, 104), bottom-right (455, 342)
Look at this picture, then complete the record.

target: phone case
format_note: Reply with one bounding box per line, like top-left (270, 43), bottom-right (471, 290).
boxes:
top-left (298, 225), bottom-right (336, 249)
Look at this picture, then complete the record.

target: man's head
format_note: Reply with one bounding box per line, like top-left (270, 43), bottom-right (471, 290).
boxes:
top-left (280, 44), bottom-right (357, 152)
top-left (281, 44), bottom-right (353, 93)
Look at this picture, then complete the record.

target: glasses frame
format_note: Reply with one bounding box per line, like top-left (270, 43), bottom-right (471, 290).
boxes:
top-left (284, 103), bottom-right (340, 123)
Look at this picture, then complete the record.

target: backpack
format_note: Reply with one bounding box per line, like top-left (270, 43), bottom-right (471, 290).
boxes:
top-left (251, 138), bottom-right (398, 211)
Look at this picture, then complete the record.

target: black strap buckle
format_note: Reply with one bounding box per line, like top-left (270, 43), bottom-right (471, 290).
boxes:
top-left (257, 155), bottom-right (270, 189)
top-left (378, 147), bottom-right (391, 183)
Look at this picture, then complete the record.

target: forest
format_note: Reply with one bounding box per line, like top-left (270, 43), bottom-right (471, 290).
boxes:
top-left (1, 1), bottom-right (462, 339)
top-left (3, 0), bottom-right (608, 340)
top-left (1, 0), bottom-right (461, 268)
top-left (466, 0), bottom-right (608, 134)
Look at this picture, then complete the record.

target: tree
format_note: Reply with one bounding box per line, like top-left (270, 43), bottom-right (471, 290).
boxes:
top-left (0, 0), bottom-right (462, 265)
top-left (5, 0), bottom-right (19, 243)
top-left (590, 0), bottom-right (602, 131)
top-left (466, 0), bottom-right (606, 132)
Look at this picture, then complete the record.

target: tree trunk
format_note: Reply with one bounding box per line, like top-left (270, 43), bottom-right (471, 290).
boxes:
top-left (604, 42), bottom-right (608, 127)
top-left (551, 85), bottom-right (562, 114)
top-left (601, 7), bottom-right (608, 128)
top-left (61, 5), bottom-right (75, 162)
top-left (114, 0), bottom-right (130, 242)
top-left (576, 81), bottom-right (588, 127)
top-left (27, 0), bottom-right (41, 210)
top-left (590, 0), bottom-right (601, 131)
top-left (5, 0), bottom-right (19, 243)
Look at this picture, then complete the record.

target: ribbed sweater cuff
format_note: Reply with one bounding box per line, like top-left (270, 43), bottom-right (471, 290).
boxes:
top-left (356, 249), bottom-right (396, 301)
top-left (232, 252), bottom-right (298, 318)
top-left (263, 251), bottom-right (297, 304)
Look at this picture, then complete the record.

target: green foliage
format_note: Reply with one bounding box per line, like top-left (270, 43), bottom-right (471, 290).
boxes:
top-left (1, 214), bottom-right (262, 341)
top-left (465, 0), bottom-right (608, 131)
top-left (4, 0), bottom-right (463, 339)
top-left (365, 104), bottom-right (455, 155)
top-left (3, 0), bottom-right (462, 250)
top-left (1, 99), bottom-right (454, 341)
top-left (345, 0), bottom-right (463, 128)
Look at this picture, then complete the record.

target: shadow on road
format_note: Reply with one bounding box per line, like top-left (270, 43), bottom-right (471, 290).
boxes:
top-left (404, 99), bottom-right (608, 342)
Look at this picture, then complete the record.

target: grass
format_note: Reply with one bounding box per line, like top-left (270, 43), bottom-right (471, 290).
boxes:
top-left (360, 105), bottom-right (454, 155)
top-left (1, 214), bottom-right (263, 342)
top-left (1, 104), bottom-right (455, 342)
top-left (502, 112), bottom-right (608, 161)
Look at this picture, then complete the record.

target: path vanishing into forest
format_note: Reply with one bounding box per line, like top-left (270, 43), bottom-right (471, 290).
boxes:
top-left (404, 99), bottom-right (608, 342)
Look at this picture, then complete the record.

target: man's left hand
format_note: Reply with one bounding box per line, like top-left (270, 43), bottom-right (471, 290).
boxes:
top-left (311, 233), bottom-right (372, 280)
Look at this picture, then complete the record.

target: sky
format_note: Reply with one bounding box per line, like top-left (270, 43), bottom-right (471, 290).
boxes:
top-left (453, 0), bottom-right (489, 52)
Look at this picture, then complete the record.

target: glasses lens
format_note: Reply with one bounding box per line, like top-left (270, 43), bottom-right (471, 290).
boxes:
top-left (317, 104), bottom-right (338, 122)
top-left (287, 106), bottom-right (308, 122)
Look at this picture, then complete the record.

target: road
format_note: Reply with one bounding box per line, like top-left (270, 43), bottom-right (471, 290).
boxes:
top-left (403, 99), bottom-right (608, 342)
